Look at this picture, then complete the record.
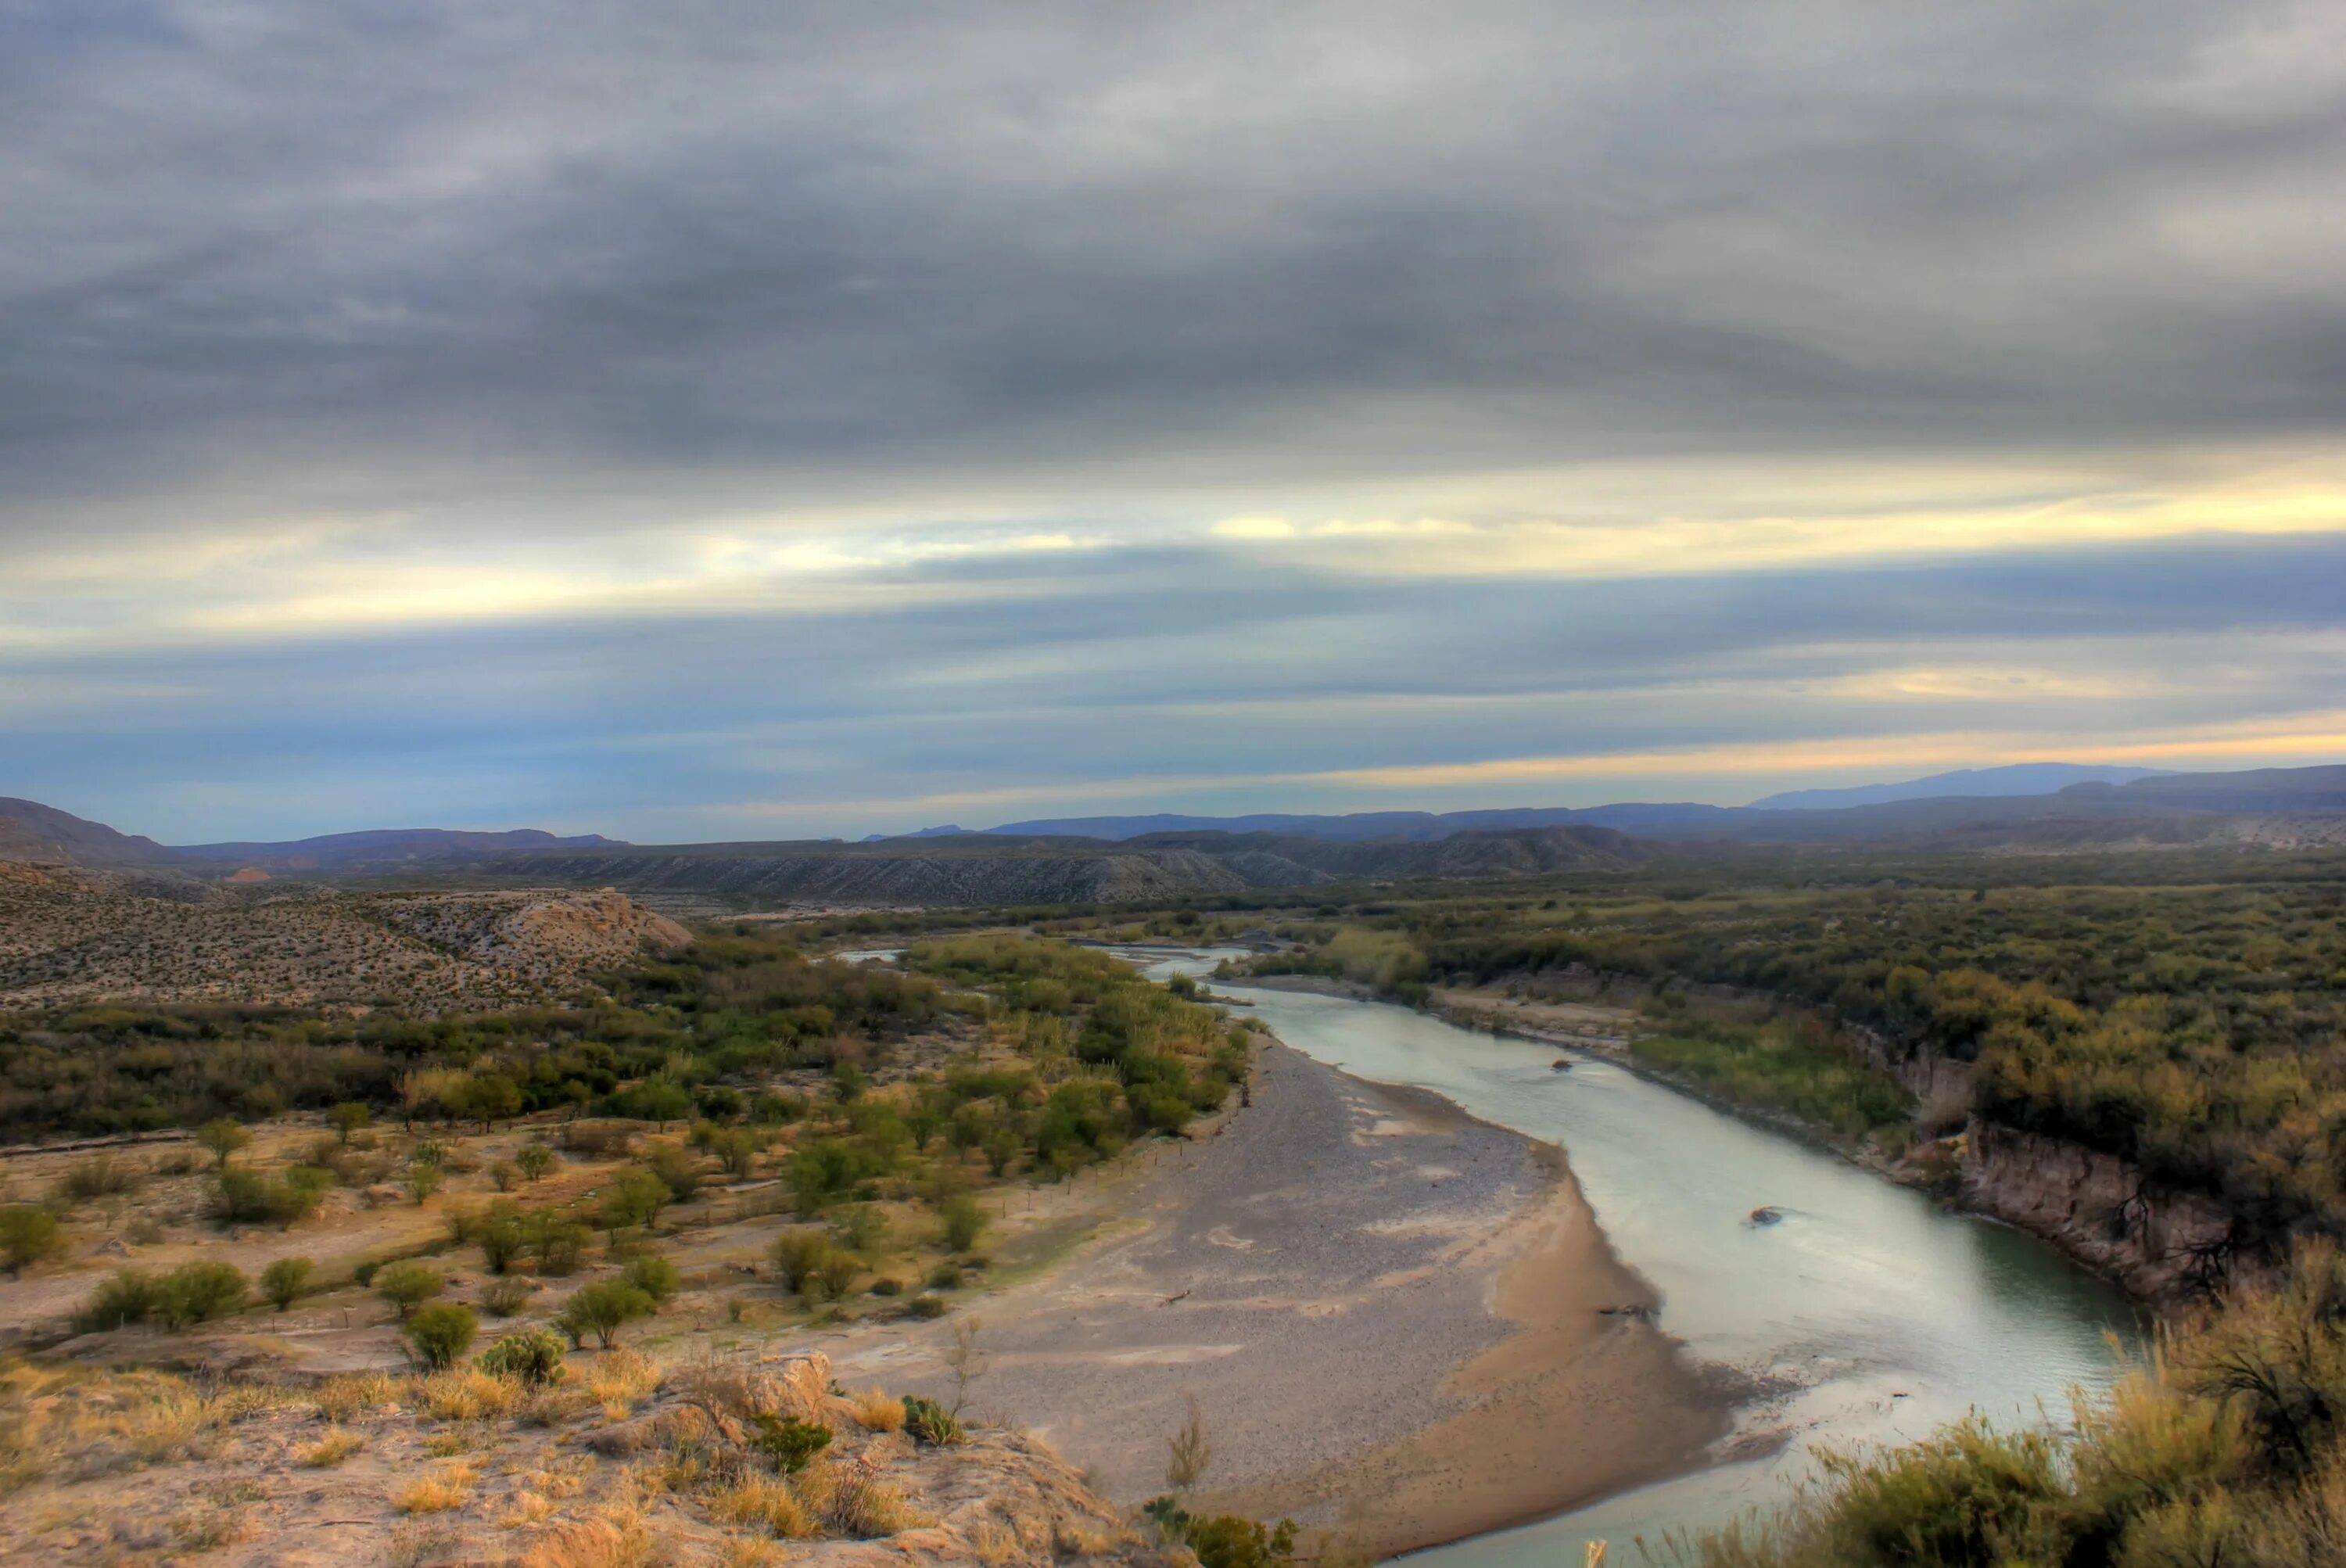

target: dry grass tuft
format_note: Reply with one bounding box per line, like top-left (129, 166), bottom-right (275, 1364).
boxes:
top-left (524, 1502), bottom-right (655, 1568)
top-left (849, 1386), bottom-right (906, 1432)
top-left (315, 1370), bottom-right (397, 1423)
top-left (299, 1427), bottom-right (368, 1468)
top-left (967, 1517), bottom-right (1021, 1566)
top-left (423, 1367), bottom-right (521, 1421)
top-left (396, 1462), bottom-right (477, 1514)
top-left (828, 1469), bottom-right (926, 1538)
top-left (709, 1474), bottom-right (817, 1539)
top-left (718, 1539), bottom-right (789, 1568)
top-left (584, 1349), bottom-right (662, 1419)
top-left (500, 1489), bottom-right (559, 1527)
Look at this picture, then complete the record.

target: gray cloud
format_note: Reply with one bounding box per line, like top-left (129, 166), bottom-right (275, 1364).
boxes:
top-left (5, 2), bottom-right (2346, 538)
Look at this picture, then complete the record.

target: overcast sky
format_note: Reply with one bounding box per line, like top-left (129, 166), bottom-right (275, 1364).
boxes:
top-left (5, 2), bottom-right (2346, 841)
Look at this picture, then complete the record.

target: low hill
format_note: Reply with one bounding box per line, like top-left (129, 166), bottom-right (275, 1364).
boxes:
top-left (0, 797), bottom-right (176, 868)
top-left (173, 825), bottom-right (626, 871)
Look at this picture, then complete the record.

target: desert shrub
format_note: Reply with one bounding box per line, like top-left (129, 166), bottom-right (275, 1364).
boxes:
top-left (197, 1118), bottom-right (251, 1168)
top-left (645, 1143), bottom-right (701, 1203)
top-left (767, 1229), bottom-right (831, 1293)
top-left (557, 1281), bottom-right (655, 1349)
top-left (375, 1261), bottom-right (446, 1319)
top-left (925, 1264), bottom-right (964, 1290)
top-left (455, 1200), bottom-right (528, 1273)
top-left (403, 1302), bottom-right (479, 1370)
top-left (328, 1102), bottom-right (371, 1143)
top-left (869, 1276), bottom-right (902, 1297)
top-left (300, 1428), bottom-right (368, 1467)
top-left (1185, 1515), bottom-right (1299, 1568)
top-left (516, 1143), bottom-right (555, 1182)
top-left (827, 1469), bottom-right (923, 1538)
top-left (56, 1153), bottom-right (145, 1200)
top-left (212, 1164), bottom-right (331, 1227)
top-left (746, 1412), bottom-right (833, 1473)
top-left (830, 1203), bottom-right (888, 1254)
top-left (620, 1254), bottom-right (680, 1304)
top-left (477, 1328), bottom-right (569, 1387)
top-left (902, 1394), bottom-right (963, 1446)
top-left (260, 1256), bottom-right (315, 1310)
top-left (527, 1211), bottom-right (593, 1274)
top-left (711, 1475), bottom-right (815, 1539)
top-left (938, 1194), bottom-right (986, 1252)
top-left (0, 1205), bottom-right (65, 1276)
top-left (482, 1276), bottom-right (536, 1317)
top-left (75, 1268), bottom-right (164, 1332)
top-left (598, 1168), bottom-right (668, 1230)
top-left (154, 1261), bottom-right (248, 1328)
top-left (907, 1294), bottom-right (949, 1319)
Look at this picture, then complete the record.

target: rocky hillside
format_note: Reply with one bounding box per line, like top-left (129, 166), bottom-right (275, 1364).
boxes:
top-left (0, 1351), bottom-right (1148, 1568)
top-left (472, 823), bottom-right (1658, 907)
top-left (0, 865), bottom-right (688, 1010)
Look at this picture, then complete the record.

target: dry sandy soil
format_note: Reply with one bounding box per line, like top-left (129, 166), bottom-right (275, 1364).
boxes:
top-left (821, 1042), bottom-right (1728, 1557)
top-left (0, 864), bottom-right (687, 1009)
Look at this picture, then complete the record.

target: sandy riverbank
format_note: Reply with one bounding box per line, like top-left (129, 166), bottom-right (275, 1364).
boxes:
top-left (829, 1040), bottom-right (1730, 1557)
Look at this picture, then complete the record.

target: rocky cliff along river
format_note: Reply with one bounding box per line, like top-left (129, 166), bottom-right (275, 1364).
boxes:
top-left (1131, 948), bottom-right (2143, 1563)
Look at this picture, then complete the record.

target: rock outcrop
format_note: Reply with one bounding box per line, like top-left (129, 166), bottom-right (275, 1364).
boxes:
top-left (1960, 1118), bottom-right (2255, 1301)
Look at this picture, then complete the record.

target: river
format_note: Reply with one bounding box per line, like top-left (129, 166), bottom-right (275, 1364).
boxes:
top-left (1126, 947), bottom-right (2143, 1563)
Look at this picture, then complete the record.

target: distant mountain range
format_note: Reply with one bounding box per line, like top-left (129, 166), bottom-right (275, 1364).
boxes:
top-left (5, 761), bottom-right (2344, 906)
top-left (1746, 762), bottom-right (2170, 811)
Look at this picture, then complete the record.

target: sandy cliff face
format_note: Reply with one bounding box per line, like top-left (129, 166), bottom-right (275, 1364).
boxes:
top-left (1960, 1119), bottom-right (2250, 1301)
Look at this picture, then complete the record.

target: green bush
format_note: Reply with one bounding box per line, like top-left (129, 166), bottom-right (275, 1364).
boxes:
top-left (556, 1280), bottom-right (655, 1348)
top-left (907, 1294), bottom-right (949, 1319)
top-left (482, 1276), bottom-right (536, 1317)
top-left (403, 1301), bottom-right (478, 1370)
top-left (526, 1211), bottom-right (592, 1274)
top-left (938, 1194), bottom-right (987, 1253)
top-left (74, 1268), bottom-right (163, 1332)
top-left (620, 1254), bottom-right (681, 1304)
top-left (154, 1261), bottom-right (248, 1329)
top-left (260, 1256), bottom-right (315, 1311)
top-left (375, 1261), bottom-right (445, 1319)
top-left (476, 1328), bottom-right (568, 1386)
top-left (0, 1204), bottom-right (65, 1276)
top-left (746, 1412), bottom-right (833, 1473)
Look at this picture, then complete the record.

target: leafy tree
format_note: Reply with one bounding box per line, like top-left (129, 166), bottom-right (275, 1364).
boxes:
top-left (646, 1143), bottom-right (701, 1203)
top-left (526, 1211), bottom-right (592, 1274)
top-left (598, 1168), bottom-right (668, 1230)
top-left (515, 1143), bottom-right (555, 1183)
top-left (461, 1200), bottom-right (528, 1273)
top-left (197, 1118), bottom-right (251, 1168)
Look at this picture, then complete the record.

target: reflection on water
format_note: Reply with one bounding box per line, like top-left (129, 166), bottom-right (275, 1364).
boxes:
top-left (1124, 948), bottom-right (2143, 1563)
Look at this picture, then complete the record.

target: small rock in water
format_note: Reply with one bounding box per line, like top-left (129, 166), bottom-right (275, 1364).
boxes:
top-left (1749, 1206), bottom-right (1784, 1225)
top-left (1550, 1058), bottom-right (1572, 1072)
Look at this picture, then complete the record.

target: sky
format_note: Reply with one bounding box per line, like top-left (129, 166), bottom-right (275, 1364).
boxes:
top-left (5, 2), bottom-right (2346, 843)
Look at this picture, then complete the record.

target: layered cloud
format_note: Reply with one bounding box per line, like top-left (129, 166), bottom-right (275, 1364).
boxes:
top-left (4, 3), bottom-right (2345, 837)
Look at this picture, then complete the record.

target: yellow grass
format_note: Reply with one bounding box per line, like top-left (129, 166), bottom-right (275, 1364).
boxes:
top-left (584, 1349), bottom-right (662, 1419)
top-left (524, 1502), bottom-right (655, 1568)
top-left (708, 1475), bottom-right (816, 1539)
top-left (423, 1367), bottom-right (521, 1421)
top-left (315, 1371), bottom-right (397, 1423)
top-left (299, 1428), bottom-right (368, 1468)
top-left (849, 1386), bottom-right (906, 1432)
top-left (500, 1490), bottom-right (559, 1527)
top-left (396, 1462), bottom-right (477, 1514)
top-left (828, 1469), bottom-right (925, 1538)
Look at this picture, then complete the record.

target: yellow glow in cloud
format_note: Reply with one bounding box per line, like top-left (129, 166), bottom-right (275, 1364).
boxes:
top-left (1211, 514), bottom-right (1296, 539)
top-left (752, 706), bottom-right (2346, 823)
